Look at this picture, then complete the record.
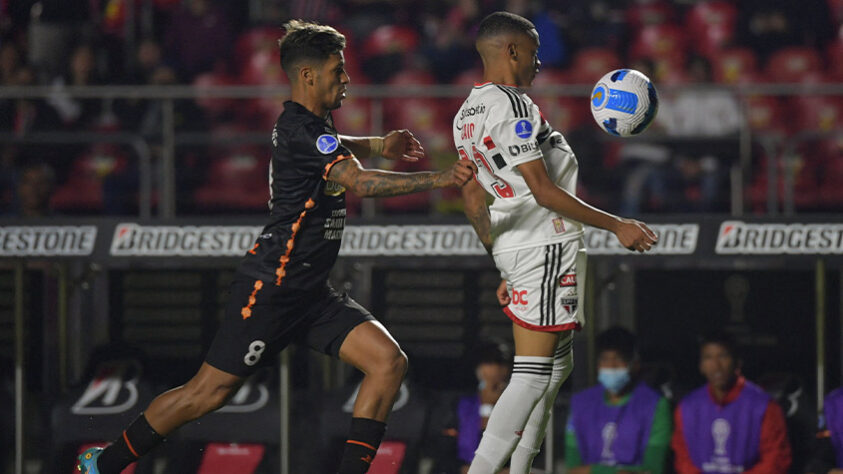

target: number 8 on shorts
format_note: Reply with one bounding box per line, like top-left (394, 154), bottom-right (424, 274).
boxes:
top-left (243, 340), bottom-right (266, 366)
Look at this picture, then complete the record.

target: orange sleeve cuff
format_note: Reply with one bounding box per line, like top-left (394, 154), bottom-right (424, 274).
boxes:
top-left (323, 154), bottom-right (353, 180)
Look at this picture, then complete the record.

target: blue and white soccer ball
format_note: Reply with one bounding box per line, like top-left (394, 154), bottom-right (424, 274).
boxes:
top-left (590, 69), bottom-right (659, 137)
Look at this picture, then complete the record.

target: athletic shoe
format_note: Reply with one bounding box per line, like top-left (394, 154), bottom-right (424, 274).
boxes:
top-left (77, 447), bottom-right (103, 473)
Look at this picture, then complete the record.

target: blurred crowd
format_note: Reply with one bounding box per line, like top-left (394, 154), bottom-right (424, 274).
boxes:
top-left (0, 0), bottom-right (841, 216)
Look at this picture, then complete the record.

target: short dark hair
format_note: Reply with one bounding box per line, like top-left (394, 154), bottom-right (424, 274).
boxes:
top-left (472, 338), bottom-right (513, 367)
top-left (596, 326), bottom-right (637, 363)
top-left (278, 20), bottom-right (346, 79)
top-left (477, 12), bottom-right (536, 41)
top-left (698, 330), bottom-right (739, 359)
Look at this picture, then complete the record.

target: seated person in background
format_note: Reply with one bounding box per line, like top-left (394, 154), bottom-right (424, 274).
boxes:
top-left (456, 338), bottom-right (513, 474)
top-left (806, 387), bottom-right (843, 474)
top-left (566, 326), bottom-right (671, 474)
top-left (11, 162), bottom-right (55, 217)
top-left (671, 330), bottom-right (791, 474)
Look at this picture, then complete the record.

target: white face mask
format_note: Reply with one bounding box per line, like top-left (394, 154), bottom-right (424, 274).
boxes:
top-left (598, 367), bottom-right (631, 394)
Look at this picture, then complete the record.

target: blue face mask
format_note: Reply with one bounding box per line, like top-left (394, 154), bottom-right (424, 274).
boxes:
top-left (598, 368), bottom-right (631, 394)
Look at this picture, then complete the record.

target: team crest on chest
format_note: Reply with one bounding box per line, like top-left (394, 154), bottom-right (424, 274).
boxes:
top-left (316, 134), bottom-right (339, 154)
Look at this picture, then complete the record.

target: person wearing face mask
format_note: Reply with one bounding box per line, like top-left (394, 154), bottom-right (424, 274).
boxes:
top-left (565, 326), bottom-right (672, 474)
top-left (671, 330), bottom-right (791, 474)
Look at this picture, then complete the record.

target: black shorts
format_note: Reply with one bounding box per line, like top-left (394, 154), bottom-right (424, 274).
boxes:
top-left (205, 276), bottom-right (375, 377)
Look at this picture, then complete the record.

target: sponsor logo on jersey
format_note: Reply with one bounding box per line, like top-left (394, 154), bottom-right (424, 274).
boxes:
top-left (111, 223), bottom-right (262, 256)
top-left (559, 273), bottom-right (577, 287)
top-left (323, 208), bottom-right (346, 241)
top-left (716, 221), bottom-right (843, 254)
top-left (316, 134), bottom-right (339, 154)
top-left (459, 103), bottom-right (486, 120)
top-left (324, 180), bottom-right (346, 196)
top-left (585, 224), bottom-right (698, 255)
top-left (340, 225), bottom-right (486, 256)
top-left (0, 226), bottom-right (97, 256)
top-left (514, 119), bottom-right (533, 139)
top-left (553, 217), bottom-right (566, 234)
top-left (508, 141), bottom-right (538, 156)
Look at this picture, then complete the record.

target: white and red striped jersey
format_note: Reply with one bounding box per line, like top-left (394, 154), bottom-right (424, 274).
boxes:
top-left (453, 82), bottom-right (584, 254)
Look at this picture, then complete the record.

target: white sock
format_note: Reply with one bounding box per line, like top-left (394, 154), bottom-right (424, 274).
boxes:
top-left (509, 335), bottom-right (575, 474)
top-left (467, 356), bottom-right (553, 474)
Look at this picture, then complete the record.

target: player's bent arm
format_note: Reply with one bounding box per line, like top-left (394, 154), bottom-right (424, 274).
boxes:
top-left (339, 130), bottom-right (424, 162)
top-left (461, 178), bottom-right (493, 254)
top-left (327, 156), bottom-right (475, 197)
top-left (339, 135), bottom-right (380, 160)
top-left (517, 159), bottom-right (658, 251)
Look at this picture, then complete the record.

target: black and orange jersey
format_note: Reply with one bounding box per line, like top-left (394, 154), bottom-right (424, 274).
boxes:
top-left (236, 100), bottom-right (352, 290)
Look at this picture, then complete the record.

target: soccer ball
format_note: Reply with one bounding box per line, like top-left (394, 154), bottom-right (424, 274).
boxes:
top-left (590, 69), bottom-right (659, 137)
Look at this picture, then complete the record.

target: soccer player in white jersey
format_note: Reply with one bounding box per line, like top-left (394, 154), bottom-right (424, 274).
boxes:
top-left (453, 12), bottom-right (659, 474)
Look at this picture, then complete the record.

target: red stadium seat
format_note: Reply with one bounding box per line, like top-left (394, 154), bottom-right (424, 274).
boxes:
top-left (235, 27), bottom-right (282, 71)
top-left (711, 48), bottom-right (759, 84)
top-left (626, 2), bottom-right (676, 31)
top-left (333, 97), bottom-right (371, 136)
top-left (818, 135), bottom-right (843, 207)
top-left (628, 24), bottom-right (687, 65)
top-left (193, 147), bottom-right (270, 210)
top-left (745, 95), bottom-right (788, 135)
top-left (570, 48), bottom-right (621, 83)
top-left (764, 47), bottom-right (823, 83)
top-left (685, 1), bottom-right (738, 57)
top-left (384, 69), bottom-right (442, 133)
top-left (193, 72), bottom-right (237, 119)
top-left (362, 25), bottom-right (420, 58)
top-left (531, 69), bottom-right (588, 132)
top-left (51, 146), bottom-right (131, 212)
top-left (827, 38), bottom-right (843, 81)
top-left (789, 95), bottom-right (843, 133)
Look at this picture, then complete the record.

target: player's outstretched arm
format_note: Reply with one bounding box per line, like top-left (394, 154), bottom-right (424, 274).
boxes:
top-left (339, 130), bottom-right (424, 162)
top-left (517, 159), bottom-right (658, 253)
top-left (328, 156), bottom-right (477, 198)
top-left (461, 177), bottom-right (493, 254)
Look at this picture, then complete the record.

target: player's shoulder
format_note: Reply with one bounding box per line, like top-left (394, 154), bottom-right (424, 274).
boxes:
top-left (472, 83), bottom-right (537, 121)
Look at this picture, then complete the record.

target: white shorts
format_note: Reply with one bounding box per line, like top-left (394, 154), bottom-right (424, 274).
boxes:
top-left (493, 239), bottom-right (586, 332)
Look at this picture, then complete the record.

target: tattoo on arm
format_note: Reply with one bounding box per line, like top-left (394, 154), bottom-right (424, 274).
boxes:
top-left (463, 183), bottom-right (493, 254)
top-left (355, 170), bottom-right (441, 197)
top-left (327, 158), bottom-right (442, 197)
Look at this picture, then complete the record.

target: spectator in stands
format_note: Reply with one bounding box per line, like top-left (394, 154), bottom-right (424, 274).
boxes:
top-left (737, 0), bottom-right (834, 60)
top-left (457, 338), bottom-right (513, 473)
top-left (124, 38), bottom-right (166, 85)
top-left (624, 56), bottom-right (732, 214)
top-left (0, 65), bottom-right (62, 134)
top-left (163, 0), bottom-right (233, 80)
top-left (9, 162), bottom-right (56, 217)
top-left (0, 42), bottom-right (22, 85)
top-left (671, 331), bottom-right (792, 474)
top-left (806, 387), bottom-right (843, 474)
top-left (420, 2), bottom-right (479, 83)
top-left (427, 337), bottom-right (513, 474)
top-left (566, 326), bottom-right (671, 474)
top-left (48, 43), bottom-right (108, 129)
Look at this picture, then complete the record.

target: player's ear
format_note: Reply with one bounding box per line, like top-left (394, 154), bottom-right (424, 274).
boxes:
top-left (300, 65), bottom-right (315, 86)
top-left (507, 42), bottom-right (518, 61)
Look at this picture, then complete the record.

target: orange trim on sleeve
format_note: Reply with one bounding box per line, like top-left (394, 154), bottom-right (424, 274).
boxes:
top-left (241, 280), bottom-right (264, 319)
top-left (275, 199), bottom-right (316, 286)
top-left (346, 439), bottom-right (378, 451)
top-left (123, 430), bottom-right (140, 458)
top-left (322, 154), bottom-right (353, 180)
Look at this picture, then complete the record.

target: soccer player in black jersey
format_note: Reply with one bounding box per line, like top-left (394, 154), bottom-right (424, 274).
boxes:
top-left (78, 20), bottom-right (476, 474)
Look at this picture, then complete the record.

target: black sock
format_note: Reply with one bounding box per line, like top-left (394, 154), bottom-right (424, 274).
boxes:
top-left (338, 417), bottom-right (386, 474)
top-left (97, 413), bottom-right (165, 473)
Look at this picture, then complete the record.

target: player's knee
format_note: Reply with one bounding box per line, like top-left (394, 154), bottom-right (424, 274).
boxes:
top-left (181, 380), bottom-right (237, 417)
top-left (375, 347), bottom-right (408, 380)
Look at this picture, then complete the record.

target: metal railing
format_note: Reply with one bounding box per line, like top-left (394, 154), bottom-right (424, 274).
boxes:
top-left (2, 83), bottom-right (842, 217)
